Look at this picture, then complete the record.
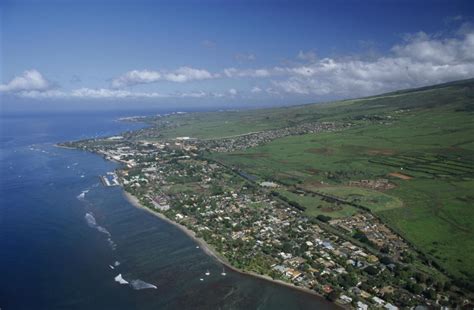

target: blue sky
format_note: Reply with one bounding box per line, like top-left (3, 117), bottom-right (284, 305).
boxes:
top-left (1, 0), bottom-right (474, 110)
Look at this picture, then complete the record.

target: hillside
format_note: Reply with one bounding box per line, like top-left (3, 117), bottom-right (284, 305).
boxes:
top-left (136, 79), bottom-right (474, 284)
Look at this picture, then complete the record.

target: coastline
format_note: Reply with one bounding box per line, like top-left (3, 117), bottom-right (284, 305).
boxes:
top-left (122, 190), bottom-right (342, 308)
top-left (55, 115), bottom-right (342, 308)
top-left (54, 143), bottom-right (77, 150)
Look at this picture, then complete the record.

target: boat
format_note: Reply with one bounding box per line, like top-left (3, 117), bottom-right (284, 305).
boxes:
top-left (199, 278), bottom-right (204, 281)
top-left (205, 270), bottom-right (210, 276)
top-left (221, 268), bottom-right (226, 276)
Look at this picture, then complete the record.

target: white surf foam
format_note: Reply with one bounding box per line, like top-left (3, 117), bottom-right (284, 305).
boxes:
top-left (114, 274), bottom-right (129, 285)
top-left (85, 212), bottom-right (111, 237)
top-left (97, 226), bottom-right (111, 236)
top-left (130, 279), bottom-right (157, 290)
top-left (107, 237), bottom-right (117, 250)
top-left (77, 189), bottom-right (89, 200)
top-left (85, 213), bottom-right (97, 227)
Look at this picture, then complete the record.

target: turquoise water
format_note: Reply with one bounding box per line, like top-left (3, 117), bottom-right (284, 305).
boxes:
top-left (0, 111), bottom-right (336, 309)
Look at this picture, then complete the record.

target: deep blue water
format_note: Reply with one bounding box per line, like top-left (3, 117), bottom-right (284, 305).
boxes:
top-left (0, 110), bottom-right (336, 309)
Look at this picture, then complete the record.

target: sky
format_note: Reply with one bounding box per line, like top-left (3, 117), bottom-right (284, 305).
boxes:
top-left (1, 0), bottom-right (474, 111)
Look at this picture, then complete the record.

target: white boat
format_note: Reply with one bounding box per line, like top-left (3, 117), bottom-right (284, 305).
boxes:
top-left (199, 278), bottom-right (204, 281)
top-left (205, 270), bottom-right (210, 276)
top-left (221, 268), bottom-right (226, 276)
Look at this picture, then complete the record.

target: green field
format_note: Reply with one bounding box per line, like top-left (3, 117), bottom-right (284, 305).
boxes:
top-left (276, 188), bottom-right (361, 218)
top-left (206, 80), bottom-right (474, 282)
top-left (313, 186), bottom-right (404, 212)
top-left (144, 79), bottom-right (474, 282)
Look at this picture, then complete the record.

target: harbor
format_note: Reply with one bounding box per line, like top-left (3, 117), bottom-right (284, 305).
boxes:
top-left (99, 172), bottom-right (120, 187)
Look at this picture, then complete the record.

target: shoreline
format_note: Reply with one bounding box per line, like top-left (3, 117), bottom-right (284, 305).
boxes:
top-left (122, 190), bottom-right (342, 308)
top-left (56, 117), bottom-right (342, 308)
top-left (54, 143), bottom-right (77, 150)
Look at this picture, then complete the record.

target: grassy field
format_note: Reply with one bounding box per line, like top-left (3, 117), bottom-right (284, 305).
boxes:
top-left (141, 79), bottom-right (474, 282)
top-left (202, 79), bottom-right (474, 281)
top-left (276, 188), bottom-right (361, 218)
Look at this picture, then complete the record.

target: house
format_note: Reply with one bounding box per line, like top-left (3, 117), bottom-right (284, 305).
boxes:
top-left (285, 268), bottom-right (302, 280)
top-left (339, 295), bottom-right (353, 304)
top-left (384, 303), bottom-right (398, 310)
top-left (323, 285), bottom-right (333, 293)
top-left (357, 301), bottom-right (368, 310)
top-left (372, 296), bottom-right (385, 306)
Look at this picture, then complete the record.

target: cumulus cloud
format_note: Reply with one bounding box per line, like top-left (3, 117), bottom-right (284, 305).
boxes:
top-left (111, 70), bottom-right (162, 88)
top-left (111, 67), bottom-right (218, 88)
top-left (164, 67), bottom-right (217, 83)
top-left (223, 67), bottom-right (271, 78)
top-left (71, 88), bottom-right (165, 98)
top-left (18, 88), bottom-right (166, 99)
top-left (7, 26), bottom-right (474, 101)
top-left (270, 29), bottom-right (474, 97)
top-left (0, 70), bottom-right (51, 93)
top-left (392, 31), bottom-right (474, 63)
top-left (15, 87), bottom-right (233, 100)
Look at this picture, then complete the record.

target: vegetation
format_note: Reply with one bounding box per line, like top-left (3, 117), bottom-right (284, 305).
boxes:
top-left (160, 79), bottom-right (474, 282)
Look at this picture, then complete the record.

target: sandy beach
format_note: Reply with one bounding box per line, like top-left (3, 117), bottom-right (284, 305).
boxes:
top-left (122, 191), bottom-right (342, 307)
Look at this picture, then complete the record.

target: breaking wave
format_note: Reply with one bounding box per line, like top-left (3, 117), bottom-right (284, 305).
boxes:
top-left (85, 213), bottom-right (111, 236)
top-left (114, 275), bottom-right (157, 290)
top-left (97, 226), bottom-right (111, 236)
top-left (77, 189), bottom-right (89, 200)
top-left (114, 274), bottom-right (129, 285)
top-left (85, 212), bottom-right (97, 226)
top-left (107, 237), bottom-right (117, 250)
top-left (130, 279), bottom-right (157, 290)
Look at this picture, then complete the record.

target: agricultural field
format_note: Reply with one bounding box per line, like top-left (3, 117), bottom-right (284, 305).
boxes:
top-left (204, 79), bottom-right (474, 282)
top-left (275, 188), bottom-right (361, 218)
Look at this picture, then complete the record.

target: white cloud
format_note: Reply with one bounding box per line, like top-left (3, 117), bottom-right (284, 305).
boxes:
top-left (16, 87), bottom-right (231, 100)
top-left (18, 88), bottom-right (166, 99)
top-left (270, 29), bottom-right (474, 97)
top-left (163, 67), bottom-right (217, 83)
top-left (111, 70), bottom-right (162, 88)
top-left (7, 26), bottom-right (474, 102)
top-left (18, 90), bottom-right (68, 99)
top-left (71, 88), bottom-right (165, 98)
top-left (0, 70), bottom-right (51, 93)
top-left (174, 90), bottom-right (207, 98)
top-left (111, 67), bottom-right (218, 88)
top-left (223, 67), bottom-right (271, 78)
top-left (392, 31), bottom-right (474, 64)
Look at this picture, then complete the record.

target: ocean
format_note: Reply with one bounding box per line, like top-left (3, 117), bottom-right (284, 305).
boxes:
top-left (0, 110), bottom-right (336, 309)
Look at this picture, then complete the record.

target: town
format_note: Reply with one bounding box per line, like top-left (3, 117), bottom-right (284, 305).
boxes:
top-left (61, 119), bottom-right (471, 309)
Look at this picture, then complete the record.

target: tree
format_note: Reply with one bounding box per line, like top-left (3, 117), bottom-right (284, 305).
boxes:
top-left (316, 214), bottom-right (332, 222)
top-left (364, 265), bottom-right (379, 276)
top-left (380, 256), bottom-right (394, 265)
top-left (327, 290), bottom-right (340, 302)
top-left (406, 283), bottom-right (423, 295)
top-left (423, 289), bottom-right (436, 300)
